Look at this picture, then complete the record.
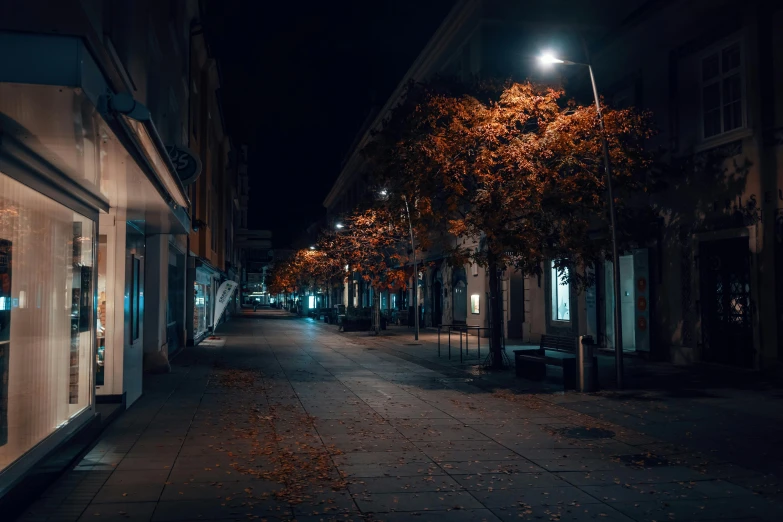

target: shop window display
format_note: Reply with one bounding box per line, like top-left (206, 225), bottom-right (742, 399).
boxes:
top-left (194, 282), bottom-right (208, 336)
top-left (0, 172), bottom-right (94, 472)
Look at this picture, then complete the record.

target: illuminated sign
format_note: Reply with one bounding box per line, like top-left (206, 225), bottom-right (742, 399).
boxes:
top-left (165, 145), bottom-right (202, 185)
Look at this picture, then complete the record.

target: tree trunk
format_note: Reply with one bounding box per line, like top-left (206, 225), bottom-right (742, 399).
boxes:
top-left (488, 259), bottom-right (505, 370)
top-left (373, 291), bottom-right (381, 335)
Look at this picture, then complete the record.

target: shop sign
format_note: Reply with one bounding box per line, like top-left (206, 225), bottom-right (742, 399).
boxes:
top-left (165, 145), bottom-right (202, 185)
top-left (213, 281), bottom-right (238, 327)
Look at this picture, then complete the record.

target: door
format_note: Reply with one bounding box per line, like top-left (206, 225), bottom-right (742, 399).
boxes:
top-left (619, 256), bottom-right (636, 350)
top-left (124, 227), bottom-right (145, 406)
top-left (605, 256), bottom-right (636, 351)
top-left (453, 280), bottom-right (467, 323)
top-left (432, 281), bottom-right (442, 326)
top-left (699, 237), bottom-right (754, 367)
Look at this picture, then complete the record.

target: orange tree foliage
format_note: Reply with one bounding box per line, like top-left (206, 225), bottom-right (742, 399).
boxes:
top-left (318, 208), bottom-right (409, 296)
top-left (267, 249), bottom-right (342, 299)
top-left (266, 259), bottom-right (296, 297)
top-left (366, 78), bottom-right (654, 366)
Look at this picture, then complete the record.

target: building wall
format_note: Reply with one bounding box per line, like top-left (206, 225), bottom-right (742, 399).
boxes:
top-left (583, 0), bottom-right (783, 370)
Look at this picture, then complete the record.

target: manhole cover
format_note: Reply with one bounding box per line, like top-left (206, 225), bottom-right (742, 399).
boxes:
top-left (560, 427), bottom-right (615, 440)
top-left (616, 453), bottom-right (670, 468)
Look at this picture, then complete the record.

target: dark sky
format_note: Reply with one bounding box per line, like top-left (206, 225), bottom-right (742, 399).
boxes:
top-left (205, 0), bottom-right (455, 246)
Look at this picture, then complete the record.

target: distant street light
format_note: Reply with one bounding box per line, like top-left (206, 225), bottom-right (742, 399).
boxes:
top-left (379, 189), bottom-right (419, 342)
top-left (335, 223), bottom-right (344, 229)
top-left (538, 50), bottom-right (624, 388)
top-left (309, 245), bottom-right (316, 250)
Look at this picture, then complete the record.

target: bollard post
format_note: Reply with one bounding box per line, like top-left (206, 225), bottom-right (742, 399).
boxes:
top-left (577, 335), bottom-right (597, 392)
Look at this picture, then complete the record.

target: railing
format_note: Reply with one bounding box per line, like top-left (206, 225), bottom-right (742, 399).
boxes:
top-left (437, 324), bottom-right (500, 363)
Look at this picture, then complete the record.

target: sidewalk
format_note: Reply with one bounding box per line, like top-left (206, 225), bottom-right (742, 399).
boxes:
top-left (333, 322), bottom-right (783, 496)
top-left (14, 313), bottom-right (783, 522)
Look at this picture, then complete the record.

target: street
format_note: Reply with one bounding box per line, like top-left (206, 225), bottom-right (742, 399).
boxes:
top-left (18, 310), bottom-right (783, 522)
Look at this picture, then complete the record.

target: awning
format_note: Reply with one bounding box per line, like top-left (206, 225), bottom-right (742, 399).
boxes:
top-left (0, 32), bottom-right (191, 234)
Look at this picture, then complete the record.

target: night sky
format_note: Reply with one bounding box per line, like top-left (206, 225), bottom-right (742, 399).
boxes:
top-left (205, 0), bottom-right (456, 246)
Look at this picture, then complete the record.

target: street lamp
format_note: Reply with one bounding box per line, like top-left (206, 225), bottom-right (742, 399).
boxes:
top-left (335, 223), bottom-right (344, 229)
top-left (380, 189), bottom-right (419, 341)
top-left (538, 50), bottom-right (624, 389)
top-left (309, 245), bottom-right (316, 250)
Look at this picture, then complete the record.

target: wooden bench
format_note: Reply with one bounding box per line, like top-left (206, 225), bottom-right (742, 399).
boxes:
top-left (513, 335), bottom-right (578, 388)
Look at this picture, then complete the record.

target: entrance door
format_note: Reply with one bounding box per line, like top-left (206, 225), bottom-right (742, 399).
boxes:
top-left (432, 281), bottom-right (442, 326)
top-left (699, 237), bottom-right (754, 367)
top-left (453, 280), bottom-right (467, 323)
top-left (605, 255), bottom-right (636, 351)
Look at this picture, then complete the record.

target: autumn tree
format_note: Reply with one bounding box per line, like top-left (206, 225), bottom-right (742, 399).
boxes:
top-left (367, 78), bottom-right (654, 368)
top-left (319, 208), bottom-right (409, 334)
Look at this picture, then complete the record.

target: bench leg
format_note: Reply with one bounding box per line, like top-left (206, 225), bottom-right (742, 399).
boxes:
top-left (516, 359), bottom-right (546, 380)
top-left (562, 358), bottom-right (576, 390)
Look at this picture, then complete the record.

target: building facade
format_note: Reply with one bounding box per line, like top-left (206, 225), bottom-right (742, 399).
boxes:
top-left (0, 0), bottom-right (241, 506)
top-left (324, 0), bottom-right (783, 374)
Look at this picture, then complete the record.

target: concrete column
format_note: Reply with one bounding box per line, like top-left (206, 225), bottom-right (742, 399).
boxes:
top-left (143, 234), bottom-right (171, 373)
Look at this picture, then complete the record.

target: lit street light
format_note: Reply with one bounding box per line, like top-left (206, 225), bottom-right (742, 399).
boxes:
top-left (335, 223), bottom-right (344, 229)
top-left (538, 50), bottom-right (624, 389)
top-left (309, 245), bottom-right (316, 250)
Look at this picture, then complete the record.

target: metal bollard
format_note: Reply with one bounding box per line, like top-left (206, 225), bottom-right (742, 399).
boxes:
top-left (577, 335), bottom-right (597, 392)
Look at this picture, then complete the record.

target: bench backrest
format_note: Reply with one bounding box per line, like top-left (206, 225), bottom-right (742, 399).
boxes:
top-left (540, 334), bottom-right (576, 353)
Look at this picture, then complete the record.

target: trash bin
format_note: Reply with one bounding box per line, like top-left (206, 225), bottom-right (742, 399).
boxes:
top-left (577, 335), bottom-right (598, 392)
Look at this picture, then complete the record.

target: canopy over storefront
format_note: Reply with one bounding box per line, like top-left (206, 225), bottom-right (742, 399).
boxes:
top-left (0, 31), bottom-right (190, 234)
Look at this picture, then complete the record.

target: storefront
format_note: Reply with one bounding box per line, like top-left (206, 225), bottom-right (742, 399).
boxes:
top-left (0, 32), bottom-right (190, 494)
top-left (0, 172), bottom-right (97, 479)
top-left (191, 263), bottom-right (221, 343)
top-left (194, 270), bottom-right (212, 340)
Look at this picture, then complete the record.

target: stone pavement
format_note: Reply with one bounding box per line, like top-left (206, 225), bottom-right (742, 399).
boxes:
top-left (15, 310), bottom-right (783, 522)
top-left (341, 323), bottom-right (783, 489)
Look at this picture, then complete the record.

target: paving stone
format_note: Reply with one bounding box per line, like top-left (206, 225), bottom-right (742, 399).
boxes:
top-left (470, 485), bottom-right (602, 509)
top-left (347, 474), bottom-right (464, 494)
top-left (490, 503), bottom-right (635, 522)
top-left (91, 484), bottom-right (165, 504)
top-left (77, 501), bottom-right (157, 522)
top-left (353, 490), bottom-right (483, 513)
top-left (15, 316), bottom-right (783, 522)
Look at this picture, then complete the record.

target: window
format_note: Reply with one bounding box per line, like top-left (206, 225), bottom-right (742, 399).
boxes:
top-left (701, 41), bottom-right (743, 139)
top-left (0, 172), bottom-right (94, 471)
top-left (470, 294), bottom-right (480, 314)
top-left (130, 255), bottom-right (140, 342)
top-left (551, 262), bottom-right (570, 321)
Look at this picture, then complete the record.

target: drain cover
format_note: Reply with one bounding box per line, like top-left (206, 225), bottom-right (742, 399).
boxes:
top-left (560, 427), bottom-right (615, 440)
top-left (616, 453), bottom-right (670, 468)
top-left (405, 343), bottom-right (422, 346)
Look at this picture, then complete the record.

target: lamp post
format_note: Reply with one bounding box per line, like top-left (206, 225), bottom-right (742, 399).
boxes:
top-left (402, 195), bottom-right (419, 341)
top-left (539, 51), bottom-right (624, 389)
top-left (380, 190), bottom-right (419, 341)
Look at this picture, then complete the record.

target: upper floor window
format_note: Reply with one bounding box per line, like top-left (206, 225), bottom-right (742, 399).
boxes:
top-left (701, 41), bottom-right (744, 139)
